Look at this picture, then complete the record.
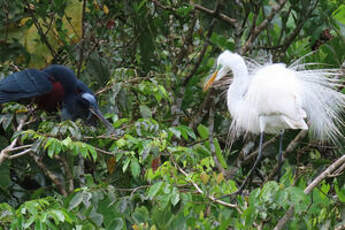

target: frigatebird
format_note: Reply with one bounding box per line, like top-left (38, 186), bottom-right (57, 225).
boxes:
top-left (0, 64), bottom-right (113, 130)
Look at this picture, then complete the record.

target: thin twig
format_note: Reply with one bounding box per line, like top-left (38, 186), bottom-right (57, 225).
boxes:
top-left (77, 0), bottom-right (87, 77)
top-left (95, 147), bottom-right (114, 155)
top-left (0, 117), bottom-right (26, 164)
top-left (278, 0), bottom-right (319, 53)
top-left (24, 0), bottom-right (56, 57)
top-left (172, 1), bottom-right (220, 125)
top-left (8, 148), bottom-right (32, 159)
top-left (182, 16), bottom-right (217, 87)
top-left (242, 135), bottom-right (279, 163)
top-left (242, 0), bottom-right (288, 54)
top-left (171, 156), bottom-right (238, 209)
top-left (192, 3), bottom-right (237, 26)
top-left (10, 144), bottom-right (33, 152)
top-left (274, 153), bottom-right (345, 229)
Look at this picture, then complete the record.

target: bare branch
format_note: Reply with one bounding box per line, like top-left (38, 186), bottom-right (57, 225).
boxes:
top-left (279, 0), bottom-right (319, 53)
top-left (10, 144), bottom-right (33, 152)
top-left (242, 0), bottom-right (288, 54)
top-left (182, 17), bottom-right (217, 87)
top-left (304, 154), bottom-right (345, 194)
top-left (273, 206), bottom-right (295, 230)
top-left (0, 117), bottom-right (27, 164)
top-left (95, 147), bottom-right (114, 155)
top-left (192, 3), bottom-right (237, 26)
top-left (8, 148), bottom-right (32, 160)
top-left (24, 0), bottom-right (56, 57)
top-left (274, 152), bottom-right (345, 229)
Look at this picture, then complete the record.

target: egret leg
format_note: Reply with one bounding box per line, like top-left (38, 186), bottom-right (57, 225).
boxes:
top-left (236, 131), bottom-right (264, 194)
top-left (277, 130), bottom-right (284, 181)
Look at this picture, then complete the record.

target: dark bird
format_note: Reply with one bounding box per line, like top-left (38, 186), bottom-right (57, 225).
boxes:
top-left (0, 64), bottom-right (113, 130)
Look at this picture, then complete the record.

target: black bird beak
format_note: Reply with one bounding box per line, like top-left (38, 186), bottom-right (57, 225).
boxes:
top-left (89, 107), bottom-right (115, 132)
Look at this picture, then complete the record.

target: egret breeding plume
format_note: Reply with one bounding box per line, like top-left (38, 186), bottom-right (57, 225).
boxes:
top-left (204, 50), bottom-right (345, 193)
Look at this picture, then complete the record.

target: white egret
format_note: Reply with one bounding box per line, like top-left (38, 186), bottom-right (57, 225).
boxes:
top-left (204, 50), bottom-right (345, 193)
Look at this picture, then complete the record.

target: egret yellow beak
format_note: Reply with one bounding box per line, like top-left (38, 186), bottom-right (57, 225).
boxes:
top-left (203, 70), bottom-right (218, 92)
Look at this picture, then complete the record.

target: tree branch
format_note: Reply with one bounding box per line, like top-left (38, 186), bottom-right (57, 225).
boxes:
top-left (77, 0), bottom-right (87, 77)
top-left (8, 148), bottom-right (32, 160)
top-left (242, 0), bottom-right (288, 54)
top-left (55, 154), bottom-right (74, 193)
top-left (192, 3), bottom-right (237, 26)
top-left (171, 156), bottom-right (238, 209)
top-left (24, 0), bottom-right (56, 57)
top-left (274, 153), bottom-right (345, 229)
top-left (29, 151), bottom-right (67, 196)
top-left (266, 130), bottom-right (308, 181)
top-left (0, 117), bottom-right (27, 164)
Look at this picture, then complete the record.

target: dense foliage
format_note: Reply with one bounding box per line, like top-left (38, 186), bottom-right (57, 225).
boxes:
top-left (1, 0), bottom-right (345, 229)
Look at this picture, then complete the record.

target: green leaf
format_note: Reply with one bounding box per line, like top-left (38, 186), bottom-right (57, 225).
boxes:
top-left (113, 118), bottom-right (128, 128)
top-left (68, 192), bottom-right (83, 210)
top-left (286, 186), bottom-right (309, 213)
top-left (335, 182), bottom-right (345, 202)
top-left (170, 187), bottom-right (180, 206)
top-left (197, 124), bottom-right (209, 139)
top-left (130, 158), bottom-right (141, 178)
top-left (332, 5), bottom-right (345, 24)
top-left (214, 138), bottom-right (227, 169)
top-left (122, 157), bottom-right (131, 173)
top-left (89, 206), bottom-right (103, 227)
top-left (1, 114), bottom-right (13, 130)
top-left (139, 105), bottom-right (152, 118)
top-left (242, 206), bottom-right (255, 228)
top-left (132, 206), bottom-right (150, 224)
top-left (48, 209), bottom-right (65, 223)
top-left (261, 181), bottom-right (279, 202)
top-left (169, 127), bottom-right (181, 139)
top-left (179, 126), bottom-right (189, 140)
top-left (116, 138), bottom-right (127, 148)
top-left (87, 145), bottom-right (97, 161)
top-left (45, 138), bottom-right (62, 158)
top-left (178, 125), bottom-right (196, 140)
top-left (107, 217), bottom-right (124, 230)
top-left (148, 181), bottom-right (163, 199)
top-left (135, 0), bottom-right (148, 12)
top-left (62, 137), bottom-right (72, 147)
top-left (0, 162), bottom-right (11, 189)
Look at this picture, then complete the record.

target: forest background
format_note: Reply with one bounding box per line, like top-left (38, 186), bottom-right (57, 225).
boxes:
top-left (1, 0), bottom-right (345, 229)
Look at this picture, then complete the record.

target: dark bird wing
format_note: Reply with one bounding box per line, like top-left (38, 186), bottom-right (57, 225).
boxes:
top-left (0, 69), bottom-right (52, 103)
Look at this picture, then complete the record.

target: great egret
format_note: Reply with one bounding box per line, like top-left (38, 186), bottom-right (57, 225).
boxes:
top-left (204, 50), bottom-right (345, 193)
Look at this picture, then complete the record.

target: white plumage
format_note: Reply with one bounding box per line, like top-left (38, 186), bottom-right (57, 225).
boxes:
top-left (205, 50), bottom-right (345, 142)
top-left (203, 50), bottom-right (345, 192)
